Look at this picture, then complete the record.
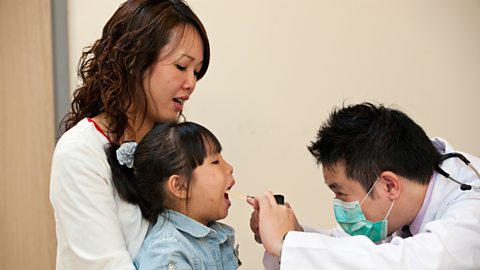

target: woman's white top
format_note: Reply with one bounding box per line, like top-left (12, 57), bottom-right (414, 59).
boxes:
top-left (50, 118), bottom-right (149, 270)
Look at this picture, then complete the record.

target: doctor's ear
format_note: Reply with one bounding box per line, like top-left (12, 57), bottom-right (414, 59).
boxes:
top-left (379, 171), bottom-right (401, 200)
top-left (167, 175), bottom-right (189, 200)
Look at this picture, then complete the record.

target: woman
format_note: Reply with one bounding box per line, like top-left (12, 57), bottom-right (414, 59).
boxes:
top-left (50, 1), bottom-right (210, 269)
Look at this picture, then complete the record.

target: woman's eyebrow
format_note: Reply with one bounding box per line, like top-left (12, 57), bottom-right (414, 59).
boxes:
top-left (175, 53), bottom-right (197, 61)
top-left (179, 53), bottom-right (203, 64)
top-left (180, 54), bottom-right (194, 60)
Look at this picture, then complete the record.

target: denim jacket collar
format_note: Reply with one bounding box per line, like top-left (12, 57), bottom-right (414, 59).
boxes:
top-left (163, 209), bottom-right (235, 243)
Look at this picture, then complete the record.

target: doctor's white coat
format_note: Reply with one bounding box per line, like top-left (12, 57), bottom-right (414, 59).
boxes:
top-left (264, 138), bottom-right (480, 270)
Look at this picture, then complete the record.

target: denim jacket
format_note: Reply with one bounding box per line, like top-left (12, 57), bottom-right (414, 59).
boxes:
top-left (134, 209), bottom-right (239, 270)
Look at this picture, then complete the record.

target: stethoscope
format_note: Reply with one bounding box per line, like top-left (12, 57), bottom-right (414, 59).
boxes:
top-left (434, 152), bottom-right (480, 191)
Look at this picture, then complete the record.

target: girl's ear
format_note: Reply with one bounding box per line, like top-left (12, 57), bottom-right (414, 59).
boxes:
top-left (167, 175), bottom-right (188, 200)
top-left (379, 171), bottom-right (401, 200)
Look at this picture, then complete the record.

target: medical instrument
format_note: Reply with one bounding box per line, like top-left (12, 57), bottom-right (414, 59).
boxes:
top-left (273, 194), bottom-right (285, 205)
top-left (226, 190), bottom-right (284, 205)
top-left (226, 190), bottom-right (251, 202)
top-left (434, 152), bottom-right (480, 191)
top-left (227, 190), bottom-right (285, 245)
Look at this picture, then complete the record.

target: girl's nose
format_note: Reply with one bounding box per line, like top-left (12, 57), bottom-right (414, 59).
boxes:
top-left (225, 161), bottom-right (234, 175)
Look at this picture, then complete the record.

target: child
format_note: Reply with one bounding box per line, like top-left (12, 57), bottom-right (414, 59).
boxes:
top-left (106, 121), bottom-right (240, 270)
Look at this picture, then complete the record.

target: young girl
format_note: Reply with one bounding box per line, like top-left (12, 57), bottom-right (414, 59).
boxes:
top-left (50, 0), bottom-right (210, 269)
top-left (106, 121), bottom-right (240, 270)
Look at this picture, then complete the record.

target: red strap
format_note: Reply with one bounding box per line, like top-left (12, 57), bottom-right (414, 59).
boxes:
top-left (87, 118), bottom-right (111, 142)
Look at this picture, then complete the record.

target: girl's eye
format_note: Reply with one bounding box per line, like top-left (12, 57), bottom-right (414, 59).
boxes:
top-left (336, 192), bottom-right (346, 197)
top-left (211, 160), bottom-right (219, 164)
top-left (176, 65), bottom-right (186, 71)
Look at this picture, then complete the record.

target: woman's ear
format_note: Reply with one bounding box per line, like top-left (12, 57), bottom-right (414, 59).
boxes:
top-left (167, 175), bottom-right (188, 200)
top-left (379, 171), bottom-right (401, 200)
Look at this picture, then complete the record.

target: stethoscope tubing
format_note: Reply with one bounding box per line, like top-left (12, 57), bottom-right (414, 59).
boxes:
top-left (434, 152), bottom-right (480, 191)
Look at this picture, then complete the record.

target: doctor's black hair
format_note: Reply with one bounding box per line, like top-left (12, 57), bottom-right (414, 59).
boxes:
top-left (308, 102), bottom-right (441, 193)
top-left (105, 121), bottom-right (222, 224)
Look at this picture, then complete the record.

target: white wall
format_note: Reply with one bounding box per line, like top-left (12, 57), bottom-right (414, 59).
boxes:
top-left (68, 1), bottom-right (480, 268)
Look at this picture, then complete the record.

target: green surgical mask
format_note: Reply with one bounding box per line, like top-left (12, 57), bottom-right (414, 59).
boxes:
top-left (333, 180), bottom-right (395, 243)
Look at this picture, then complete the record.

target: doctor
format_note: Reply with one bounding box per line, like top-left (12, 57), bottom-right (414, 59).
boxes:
top-left (250, 102), bottom-right (480, 269)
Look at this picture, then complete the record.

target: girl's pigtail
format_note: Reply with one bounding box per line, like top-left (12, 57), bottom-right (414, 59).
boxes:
top-left (105, 144), bottom-right (143, 205)
top-left (106, 143), bottom-right (158, 223)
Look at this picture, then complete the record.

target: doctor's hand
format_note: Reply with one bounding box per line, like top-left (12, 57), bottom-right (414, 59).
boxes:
top-left (248, 194), bottom-right (303, 245)
top-left (254, 191), bottom-right (302, 257)
top-left (247, 196), bottom-right (262, 244)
